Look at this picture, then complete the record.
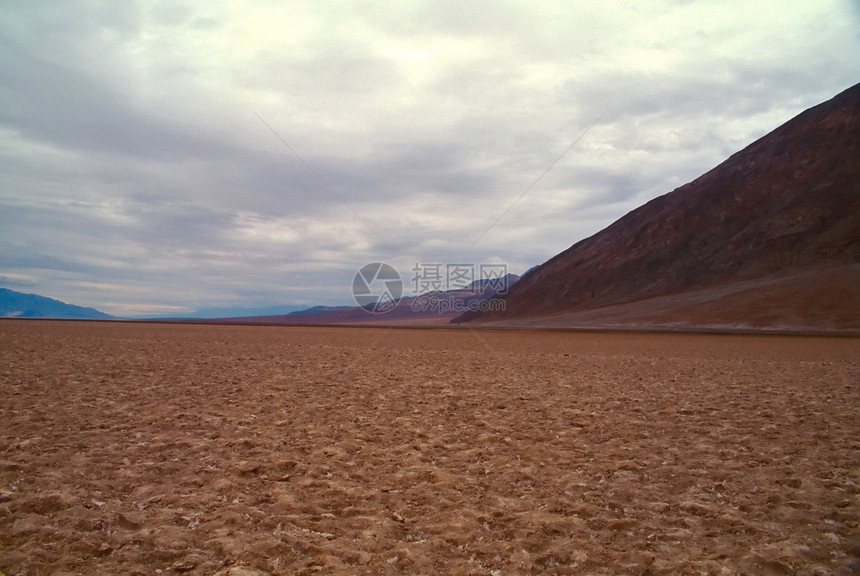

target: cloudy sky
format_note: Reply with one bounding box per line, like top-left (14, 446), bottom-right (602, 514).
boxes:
top-left (1, 1), bottom-right (857, 316)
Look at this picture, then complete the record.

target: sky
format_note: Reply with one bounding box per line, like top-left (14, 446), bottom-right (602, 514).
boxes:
top-left (1, 1), bottom-right (858, 317)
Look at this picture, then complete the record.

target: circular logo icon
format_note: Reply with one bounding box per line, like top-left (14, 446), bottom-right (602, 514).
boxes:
top-left (352, 262), bottom-right (402, 314)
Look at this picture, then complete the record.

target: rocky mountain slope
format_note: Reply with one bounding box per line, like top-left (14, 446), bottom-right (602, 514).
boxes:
top-left (455, 83), bottom-right (860, 332)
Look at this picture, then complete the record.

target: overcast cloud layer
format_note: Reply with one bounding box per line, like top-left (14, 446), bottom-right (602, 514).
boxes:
top-left (1, 1), bottom-right (858, 316)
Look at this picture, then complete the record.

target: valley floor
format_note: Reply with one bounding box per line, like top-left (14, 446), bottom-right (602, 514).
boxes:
top-left (1, 320), bottom-right (858, 575)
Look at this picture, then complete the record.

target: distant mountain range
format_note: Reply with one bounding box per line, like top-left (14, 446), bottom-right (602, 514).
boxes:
top-left (0, 288), bottom-right (113, 319)
top-left (456, 83), bottom-right (860, 332)
top-left (182, 304), bottom-right (310, 319)
top-left (210, 274), bottom-right (521, 325)
top-left (0, 273), bottom-right (519, 324)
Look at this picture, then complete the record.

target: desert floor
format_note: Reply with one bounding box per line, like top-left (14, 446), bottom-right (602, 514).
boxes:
top-left (1, 320), bottom-right (858, 575)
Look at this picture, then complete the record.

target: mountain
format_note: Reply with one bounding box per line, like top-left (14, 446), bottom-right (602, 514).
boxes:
top-left (214, 274), bottom-right (520, 325)
top-left (0, 288), bottom-right (113, 319)
top-left (286, 305), bottom-right (352, 316)
top-left (184, 304), bottom-right (310, 319)
top-left (455, 83), bottom-right (860, 332)
top-left (464, 273), bottom-right (520, 293)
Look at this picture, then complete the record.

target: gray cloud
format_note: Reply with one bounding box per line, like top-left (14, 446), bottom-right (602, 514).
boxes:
top-left (1, 1), bottom-right (857, 315)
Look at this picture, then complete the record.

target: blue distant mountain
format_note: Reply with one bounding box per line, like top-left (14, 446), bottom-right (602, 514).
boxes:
top-left (464, 273), bottom-right (520, 295)
top-left (286, 305), bottom-right (351, 316)
top-left (0, 288), bottom-right (113, 319)
top-left (185, 304), bottom-right (311, 319)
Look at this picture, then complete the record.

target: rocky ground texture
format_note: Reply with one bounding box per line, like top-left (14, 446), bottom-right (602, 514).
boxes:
top-left (1, 320), bottom-right (858, 575)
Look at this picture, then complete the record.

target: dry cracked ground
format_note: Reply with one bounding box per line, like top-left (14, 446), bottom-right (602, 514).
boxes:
top-left (1, 320), bottom-right (858, 575)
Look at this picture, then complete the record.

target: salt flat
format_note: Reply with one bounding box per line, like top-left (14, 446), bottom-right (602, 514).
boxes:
top-left (1, 320), bottom-right (857, 575)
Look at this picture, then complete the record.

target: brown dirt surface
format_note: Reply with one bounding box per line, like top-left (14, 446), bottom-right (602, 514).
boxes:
top-left (1, 320), bottom-right (858, 575)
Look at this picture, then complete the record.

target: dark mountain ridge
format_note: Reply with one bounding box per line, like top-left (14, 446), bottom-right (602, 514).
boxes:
top-left (455, 83), bottom-right (860, 331)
